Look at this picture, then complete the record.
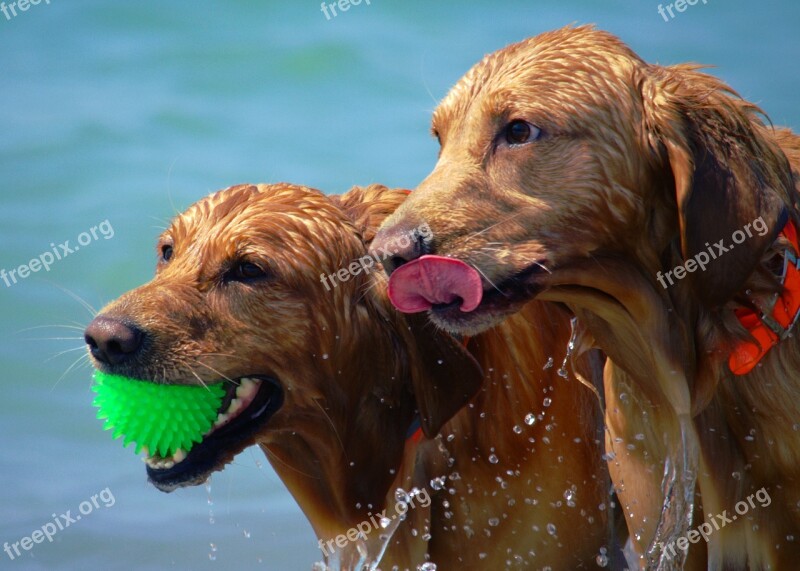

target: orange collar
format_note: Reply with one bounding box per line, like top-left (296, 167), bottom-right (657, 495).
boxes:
top-left (729, 217), bottom-right (800, 375)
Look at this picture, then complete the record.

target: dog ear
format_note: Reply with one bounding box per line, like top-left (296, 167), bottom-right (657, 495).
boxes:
top-left (404, 313), bottom-right (484, 438)
top-left (642, 64), bottom-right (792, 307)
top-left (331, 185), bottom-right (412, 244)
top-left (333, 185), bottom-right (482, 437)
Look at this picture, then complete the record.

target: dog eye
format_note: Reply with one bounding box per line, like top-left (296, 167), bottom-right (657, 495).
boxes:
top-left (160, 245), bottom-right (174, 262)
top-left (227, 261), bottom-right (269, 283)
top-left (504, 120), bottom-right (541, 145)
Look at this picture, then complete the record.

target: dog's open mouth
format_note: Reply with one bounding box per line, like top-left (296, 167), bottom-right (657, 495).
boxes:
top-left (146, 375), bottom-right (283, 492)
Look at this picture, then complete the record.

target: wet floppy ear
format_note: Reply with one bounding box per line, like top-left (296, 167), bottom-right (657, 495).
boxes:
top-left (404, 313), bottom-right (484, 438)
top-left (334, 185), bottom-right (483, 436)
top-left (642, 65), bottom-right (791, 307)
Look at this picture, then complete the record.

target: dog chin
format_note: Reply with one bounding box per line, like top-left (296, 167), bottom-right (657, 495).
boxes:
top-left (428, 301), bottom-right (522, 336)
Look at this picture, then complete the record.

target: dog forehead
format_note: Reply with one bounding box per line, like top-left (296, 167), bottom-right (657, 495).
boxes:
top-left (434, 26), bottom-right (644, 129)
top-left (170, 184), bottom-right (346, 240)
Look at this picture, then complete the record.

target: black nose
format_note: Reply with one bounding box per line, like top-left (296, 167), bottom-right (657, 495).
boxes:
top-left (372, 219), bottom-right (433, 276)
top-left (84, 316), bottom-right (145, 366)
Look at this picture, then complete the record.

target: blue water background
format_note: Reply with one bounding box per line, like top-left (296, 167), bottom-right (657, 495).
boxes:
top-left (0, 1), bottom-right (797, 569)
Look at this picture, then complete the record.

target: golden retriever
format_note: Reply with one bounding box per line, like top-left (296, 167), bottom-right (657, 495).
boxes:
top-left (85, 183), bottom-right (617, 569)
top-left (372, 25), bottom-right (800, 570)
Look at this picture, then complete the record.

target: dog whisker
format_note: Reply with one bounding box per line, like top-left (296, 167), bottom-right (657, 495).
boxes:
top-left (530, 260), bottom-right (552, 274)
top-left (261, 446), bottom-right (320, 480)
top-left (193, 360), bottom-right (236, 389)
top-left (313, 398), bottom-right (347, 460)
top-left (17, 323), bottom-right (87, 334)
top-left (52, 353), bottom-right (92, 392)
top-left (464, 212), bottom-right (523, 241)
top-left (45, 344), bottom-right (89, 363)
top-left (470, 262), bottom-right (504, 295)
top-left (46, 282), bottom-right (98, 317)
top-left (23, 336), bottom-right (85, 342)
top-left (198, 352), bottom-right (249, 363)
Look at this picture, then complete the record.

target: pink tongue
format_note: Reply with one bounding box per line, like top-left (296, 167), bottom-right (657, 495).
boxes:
top-left (388, 255), bottom-right (484, 313)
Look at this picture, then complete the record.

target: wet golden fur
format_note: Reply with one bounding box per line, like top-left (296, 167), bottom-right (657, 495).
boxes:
top-left (90, 182), bottom-right (615, 568)
top-left (374, 25), bottom-right (800, 569)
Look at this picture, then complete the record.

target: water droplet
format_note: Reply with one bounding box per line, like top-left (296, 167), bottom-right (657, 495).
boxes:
top-left (242, 529), bottom-right (250, 539)
top-left (321, 353), bottom-right (329, 360)
top-left (395, 488), bottom-right (410, 505)
top-left (380, 517), bottom-right (392, 529)
top-left (634, 433), bottom-right (645, 441)
top-left (524, 413), bottom-right (536, 426)
top-left (488, 517), bottom-right (500, 527)
top-left (513, 425), bottom-right (523, 434)
top-left (430, 476), bottom-right (446, 490)
top-left (732, 471), bottom-right (741, 480)
top-left (543, 357), bottom-right (554, 370)
top-left (417, 562), bottom-right (437, 571)
top-left (596, 554), bottom-right (609, 567)
top-left (208, 543), bottom-right (217, 561)
top-left (488, 454), bottom-right (499, 464)
top-left (543, 397), bottom-right (552, 407)
top-left (546, 523), bottom-right (557, 536)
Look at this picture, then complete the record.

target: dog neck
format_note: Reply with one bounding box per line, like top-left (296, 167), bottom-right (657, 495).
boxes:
top-left (424, 299), bottom-right (611, 565)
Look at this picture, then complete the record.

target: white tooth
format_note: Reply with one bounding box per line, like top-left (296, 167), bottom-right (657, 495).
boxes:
top-left (215, 413), bottom-right (229, 427)
top-left (163, 460), bottom-right (174, 470)
top-left (172, 449), bottom-right (186, 463)
top-left (235, 381), bottom-right (252, 399)
top-left (227, 398), bottom-right (242, 414)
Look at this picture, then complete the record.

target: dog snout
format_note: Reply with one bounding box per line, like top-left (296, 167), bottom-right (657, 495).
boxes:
top-left (85, 315), bottom-right (146, 366)
top-left (372, 218), bottom-right (432, 276)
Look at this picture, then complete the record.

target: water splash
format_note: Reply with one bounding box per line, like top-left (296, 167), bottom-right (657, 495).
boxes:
top-left (205, 477), bottom-right (215, 525)
top-left (646, 420), bottom-right (698, 570)
top-left (319, 488), bottom-right (426, 571)
top-left (596, 546), bottom-right (609, 567)
top-left (556, 317), bottom-right (579, 379)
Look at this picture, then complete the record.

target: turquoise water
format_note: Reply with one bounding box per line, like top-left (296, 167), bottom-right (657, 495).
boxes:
top-left (1, 1), bottom-right (797, 569)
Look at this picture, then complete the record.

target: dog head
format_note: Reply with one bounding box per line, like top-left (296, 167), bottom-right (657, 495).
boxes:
top-left (373, 25), bottom-right (793, 335)
top-left (85, 183), bottom-right (482, 537)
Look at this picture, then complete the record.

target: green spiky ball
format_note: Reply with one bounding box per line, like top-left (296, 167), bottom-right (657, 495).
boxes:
top-left (92, 371), bottom-right (225, 458)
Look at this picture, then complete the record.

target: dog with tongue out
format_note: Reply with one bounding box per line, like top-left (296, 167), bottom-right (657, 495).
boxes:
top-left (387, 255), bottom-right (483, 314)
